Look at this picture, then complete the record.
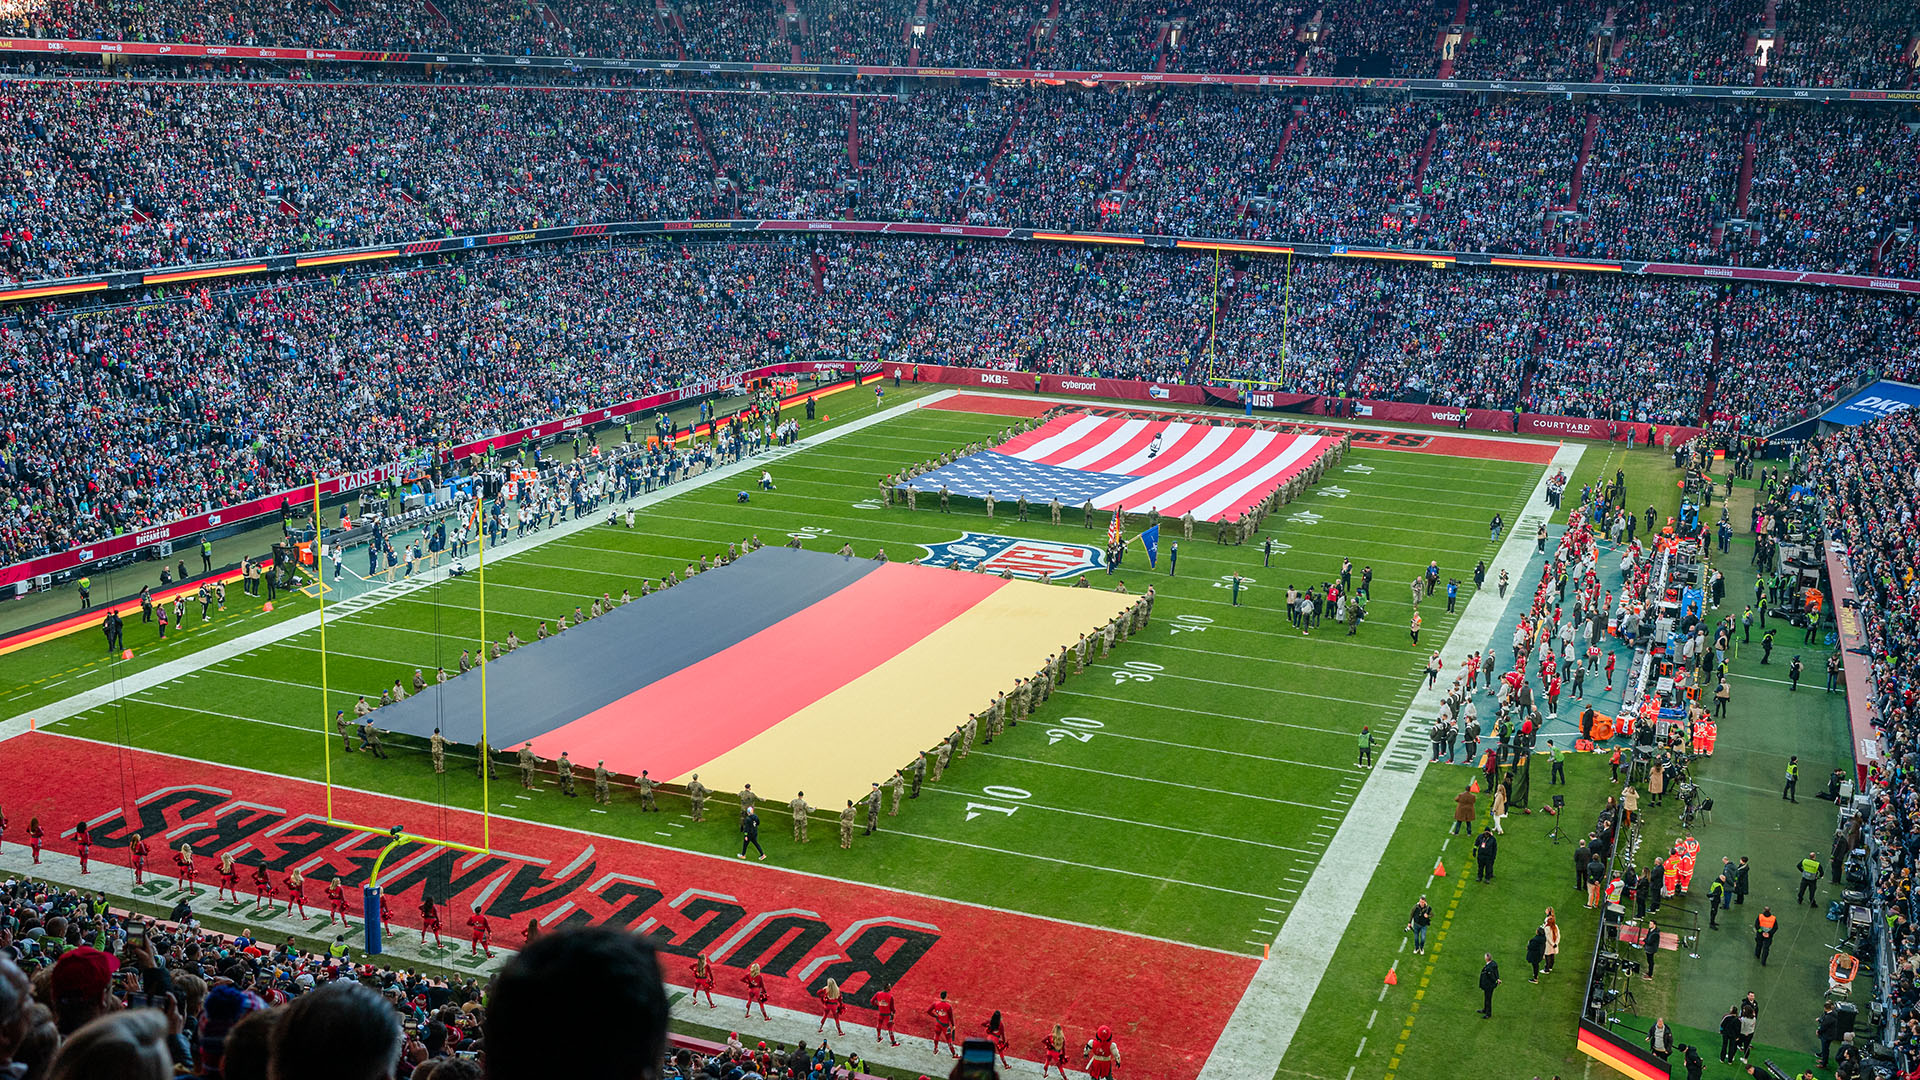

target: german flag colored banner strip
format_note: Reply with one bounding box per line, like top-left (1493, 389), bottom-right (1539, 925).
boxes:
top-left (684, 579), bottom-right (1133, 800)
top-left (1577, 1022), bottom-right (1670, 1080)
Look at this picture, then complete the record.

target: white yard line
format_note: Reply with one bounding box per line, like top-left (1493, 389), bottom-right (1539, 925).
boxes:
top-left (1, 392), bottom-right (961, 738)
top-left (1195, 441), bottom-right (1584, 1080)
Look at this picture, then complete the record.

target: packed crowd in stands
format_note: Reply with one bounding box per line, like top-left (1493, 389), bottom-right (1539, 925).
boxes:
top-left (0, 81), bottom-right (1916, 283)
top-left (0, 875), bottom-right (758, 1080)
top-left (1809, 412), bottom-right (1920, 1079)
top-left (3, 237), bottom-right (1917, 566)
top-left (0, 0), bottom-right (1915, 87)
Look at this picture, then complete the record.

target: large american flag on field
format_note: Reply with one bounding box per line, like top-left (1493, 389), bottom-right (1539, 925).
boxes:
top-left (908, 412), bottom-right (1341, 523)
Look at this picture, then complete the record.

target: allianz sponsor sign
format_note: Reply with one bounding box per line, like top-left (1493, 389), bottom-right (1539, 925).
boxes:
top-left (1825, 380), bottom-right (1920, 427)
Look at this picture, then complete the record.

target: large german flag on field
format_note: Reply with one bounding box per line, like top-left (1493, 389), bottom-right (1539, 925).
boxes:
top-left (373, 548), bottom-right (1133, 804)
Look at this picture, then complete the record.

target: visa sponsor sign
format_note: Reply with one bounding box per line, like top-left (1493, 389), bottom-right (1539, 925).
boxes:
top-left (1824, 380), bottom-right (1920, 426)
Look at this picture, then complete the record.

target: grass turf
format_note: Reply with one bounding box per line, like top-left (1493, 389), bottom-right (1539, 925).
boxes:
top-left (8, 393), bottom-right (1564, 1043)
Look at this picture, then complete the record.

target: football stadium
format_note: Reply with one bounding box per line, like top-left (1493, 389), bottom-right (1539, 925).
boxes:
top-left (0, 10), bottom-right (1914, 1080)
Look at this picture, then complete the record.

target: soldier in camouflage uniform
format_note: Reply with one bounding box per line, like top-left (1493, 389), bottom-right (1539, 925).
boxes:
top-left (879, 478), bottom-right (893, 506)
top-left (790, 793), bottom-right (812, 843)
top-left (961, 715), bottom-right (976, 758)
top-left (638, 770), bottom-right (658, 811)
top-left (686, 774), bottom-right (709, 821)
top-left (906, 486), bottom-right (917, 511)
top-left (519, 743), bottom-right (538, 790)
top-left (1017, 495), bottom-right (1028, 522)
top-left (430, 729), bottom-right (446, 774)
top-left (988, 692), bottom-right (1006, 740)
top-left (889, 770), bottom-right (904, 815)
top-left (476, 738), bottom-right (500, 780)
top-left (985, 493), bottom-right (995, 519)
top-left (594, 761), bottom-right (611, 804)
top-left (939, 486), bottom-right (950, 513)
top-left (557, 752), bottom-right (577, 796)
top-left (738, 784), bottom-right (759, 826)
top-left (910, 754), bottom-right (926, 797)
top-left (1082, 500), bottom-right (1095, 527)
top-left (1143, 586), bottom-right (1156, 626)
top-left (1075, 633), bottom-right (1088, 674)
top-left (1182, 511), bottom-right (1195, 539)
top-left (865, 783), bottom-right (882, 835)
top-left (839, 801), bottom-right (857, 849)
top-left (1050, 498), bottom-right (1062, 525)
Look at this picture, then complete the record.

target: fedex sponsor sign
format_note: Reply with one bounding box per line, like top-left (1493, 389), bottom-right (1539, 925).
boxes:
top-left (1825, 380), bottom-right (1920, 426)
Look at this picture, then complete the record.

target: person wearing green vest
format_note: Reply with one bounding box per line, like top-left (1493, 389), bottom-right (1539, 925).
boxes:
top-left (329, 935), bottom-right (350, 961)
top-left (77, 575), bottom-right (92, 610)
top-left (1548, 740), bottom-right (1565, 785)
top-left (1796, 851), bottom-right (1822, 906)
top-left (1357, 726), bottom-right (1374, 767)
top-left (1782, 755), bottom-right (1798, 801)
top-left (200, 539), bottom-right (213, 574)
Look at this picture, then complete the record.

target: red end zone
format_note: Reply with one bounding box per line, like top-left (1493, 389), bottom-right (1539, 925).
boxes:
top-left (6, 732), bottom-right (1253, 1079)
top-left (922, 394), bottom-right (1057, 418)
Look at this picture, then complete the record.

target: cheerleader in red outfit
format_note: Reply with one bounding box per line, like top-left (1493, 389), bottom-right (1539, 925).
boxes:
top-left (325, 881), bottom-right (348, 925)
top-left (740, 963), bottom-right (770, 1020)
top-left (466, 909), bottom-right (492, 957)
top-left (1083, 1024), bottom-right (1121, 1080)
top-left (285, 870), bottom-right (308, 919)
top-left (74, 822), bottom-right (90, 874)
top-left (871, 983), bottom-right (898, 1045)
top-left (175, 844), bottom-right (196, 890)
top-left (689, 954), bottom-right (717, 1008)
top-left (419, 898), bottom-right (443, 945)
top-left (1042, 1024), bottom-right (1070, 1077)
top-left (815, 977), bottom-right (846, 1035)
top-left (982, 1011), bottom-right (1010, 1068)
top-left (130, 834), bottom-right (150, 885)
top-left (27, 818), bottom-right (42, 864)
top-left (218, 852), bottom-right (239, 900)
top-left (251, 863), bottom-right (275, 912)
top-left (927, 990), bottom-right (958, 1058)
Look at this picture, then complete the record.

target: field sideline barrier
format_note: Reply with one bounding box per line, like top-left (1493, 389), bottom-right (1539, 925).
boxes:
top-left (1823, 532), bottom-right (1885, 789)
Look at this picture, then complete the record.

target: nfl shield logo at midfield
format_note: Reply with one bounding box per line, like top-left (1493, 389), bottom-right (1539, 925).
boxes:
top-left (918, 533), bottom-right (1105, 579)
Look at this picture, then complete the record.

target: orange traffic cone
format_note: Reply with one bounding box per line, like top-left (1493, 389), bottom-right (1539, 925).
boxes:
top-left (1433, 859), bottom-right (1447, 877)
top-left (1384, 967), bottom-right (1398, 985)
top-left (120, 649), bottom-right (133, 660)
top-left (1469, 779), bottom-right (1480, 793)
top-left (262, 602), bottom-right (274, 613)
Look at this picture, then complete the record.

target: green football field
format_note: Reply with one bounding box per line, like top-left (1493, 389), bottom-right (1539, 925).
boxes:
top-left (6, 386), bottom-right (1583, 1075)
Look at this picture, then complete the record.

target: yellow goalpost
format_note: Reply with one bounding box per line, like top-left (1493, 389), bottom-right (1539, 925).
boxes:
top-left (313, 478), bottom-right (495, 953)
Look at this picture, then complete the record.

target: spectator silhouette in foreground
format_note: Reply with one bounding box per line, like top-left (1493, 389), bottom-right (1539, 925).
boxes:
top-left (486, 927), bottom-right (669, 1080)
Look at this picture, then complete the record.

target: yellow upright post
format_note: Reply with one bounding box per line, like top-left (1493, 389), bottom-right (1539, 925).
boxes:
top-left (314, 478), bottom-right (332, 820)
top-left (477, 495), bottom-right (491, 851)
top-left (1207, 247), bottom-right (1220, 384)
top-left (1281, 251), bottom-right (1293, 386)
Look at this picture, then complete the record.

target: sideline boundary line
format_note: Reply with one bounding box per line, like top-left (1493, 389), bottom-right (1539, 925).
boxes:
top-left (1194, 441), bottom-right (1585, 1080)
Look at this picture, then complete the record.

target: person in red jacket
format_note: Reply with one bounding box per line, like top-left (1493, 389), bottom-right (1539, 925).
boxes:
top-left (982, 1011), bottom-right (1010, 1067)
top-left (740, 963), bottom-right (771, 1020)
top-left (325, 880), bottom-right (349, 925)
top-left (815, 978), bottom-right (846, 1035)
top-left (251, 863), bottom-right (275, 912)
top-left (1041, 1024), bottom-right (1070, 1077)
top-left (25, 818), bottom-right (42, 864)
top-left (927, 990), bottom-right (958, 1058)
top-left (466, 908), bottom-right (492, 957)
top-left (689, 954), bottom-right (717, 1008)
top-left (218, 852), bottom-right (239, 900)
top-left (1084, 1024), bottom-right (1121, 1079)
top-left (419, 897), bottom-right (443, 945)
top-left (871, 983), bottom-right (898, 1046)
top-left (129, 833), bottom-right (151, 884)
top-left (285, 870), bottom-right (308, 919)
top-left (73, 822), bottom-right (91, 875)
